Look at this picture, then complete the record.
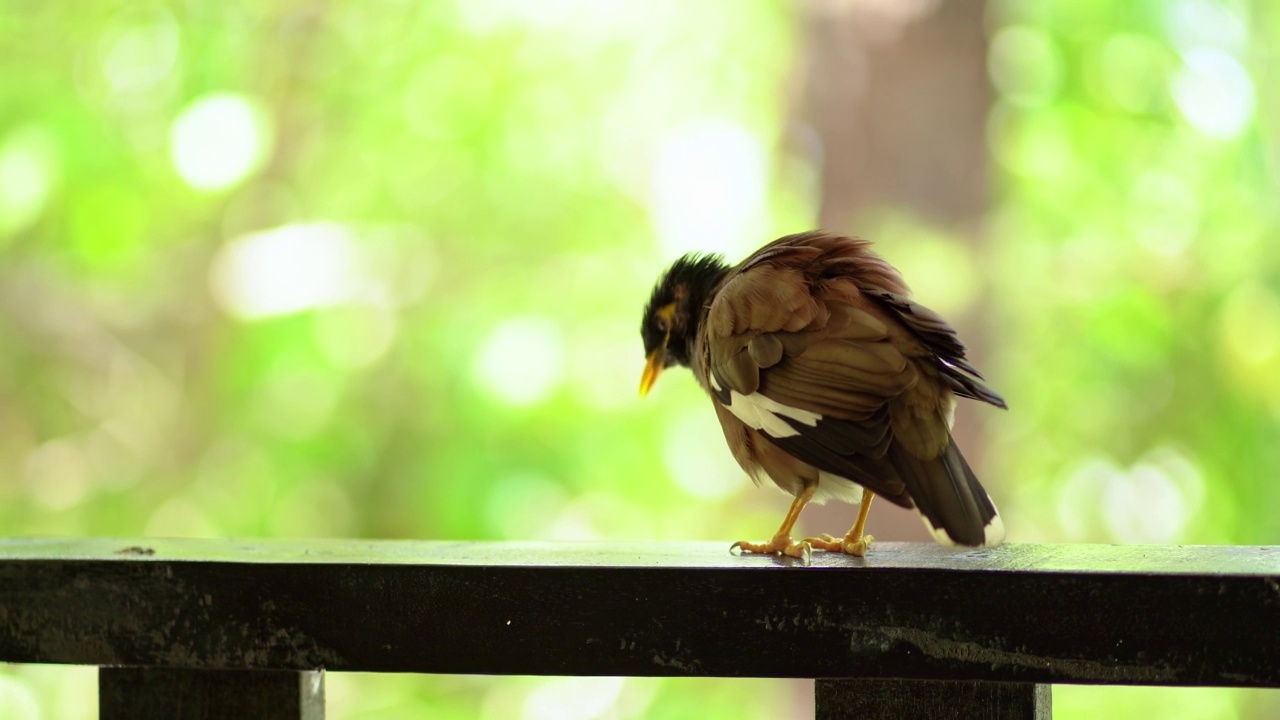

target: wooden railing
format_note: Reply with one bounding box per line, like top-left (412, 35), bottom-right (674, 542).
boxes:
top-left (1, 538), bottom-right (1277, 718)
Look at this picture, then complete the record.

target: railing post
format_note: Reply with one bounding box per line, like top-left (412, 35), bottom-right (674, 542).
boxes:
top-left (99, 667), bottom-right (324, 720)
top-left (815, 678), bottom-right (1051, 720)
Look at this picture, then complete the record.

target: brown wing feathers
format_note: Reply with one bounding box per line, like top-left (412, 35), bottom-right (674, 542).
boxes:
top-left (702, 232), bottom-right (1006, 546)
top-left (866, 287), bottom-right (1007, 410)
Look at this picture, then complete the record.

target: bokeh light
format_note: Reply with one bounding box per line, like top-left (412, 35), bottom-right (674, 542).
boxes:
top-left (0, 126), bottom-right (59, 238)
top-left (649, 119), bottom-right (768, 258)
top-left (474, 317), bottom-right (566, 407)
top-left (98, 6), bottom-right (182, 97)
top-left (170, 93), bottom-right (273, 191)
top-left (1171, 49), bottom-right (1255, 139)
top-left (211, 223), bottom-right (371, 319)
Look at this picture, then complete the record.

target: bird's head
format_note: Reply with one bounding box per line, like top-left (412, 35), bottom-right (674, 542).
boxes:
top-left (639, 252), bottom-right (730, 396)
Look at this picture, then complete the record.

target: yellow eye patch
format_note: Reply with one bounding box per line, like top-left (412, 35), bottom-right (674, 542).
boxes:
top-left (656, 302), bottom-right (677, 330)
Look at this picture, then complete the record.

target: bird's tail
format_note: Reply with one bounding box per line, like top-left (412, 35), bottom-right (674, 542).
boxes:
top-left (890, 438), bottom-right (1004, 547)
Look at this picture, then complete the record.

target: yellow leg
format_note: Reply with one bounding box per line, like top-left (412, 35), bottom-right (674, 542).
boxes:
top-left (730, 484), bottom-right (817, 562)
top-left (806, 491), bottom-right (876, 556)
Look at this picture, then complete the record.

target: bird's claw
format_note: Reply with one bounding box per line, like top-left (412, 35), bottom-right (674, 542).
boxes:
top-left (805, 533), bottom-right (875, 557)
top-left (846, 534), bottom-right (874, 557)
top-left (729, 534), bottom-right (812, 564)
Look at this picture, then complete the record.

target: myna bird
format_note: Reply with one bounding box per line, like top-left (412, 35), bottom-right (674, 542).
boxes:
top-left (639, 231), bottom-right (1006, 560)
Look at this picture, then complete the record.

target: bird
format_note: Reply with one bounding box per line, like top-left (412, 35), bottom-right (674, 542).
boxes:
top-left (639, 231), bottom-right (1006, 561)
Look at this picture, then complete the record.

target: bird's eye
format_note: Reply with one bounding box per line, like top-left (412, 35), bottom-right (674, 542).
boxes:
top-left (655, 302), bottom-right (677, 334)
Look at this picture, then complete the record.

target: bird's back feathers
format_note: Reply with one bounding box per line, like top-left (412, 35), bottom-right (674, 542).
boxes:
top-left (694, 231), bottom-right (1006, 546)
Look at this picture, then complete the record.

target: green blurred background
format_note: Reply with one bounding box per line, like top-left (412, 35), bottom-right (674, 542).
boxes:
top-left (2, 0), bottom-right (1278, 717)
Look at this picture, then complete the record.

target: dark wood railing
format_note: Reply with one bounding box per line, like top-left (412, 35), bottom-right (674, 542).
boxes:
top-left (1, 539), bottom-right (1277, 718)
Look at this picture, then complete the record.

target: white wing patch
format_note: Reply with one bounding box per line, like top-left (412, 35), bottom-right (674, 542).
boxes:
top-left (983, 509), bottom-right (1007, 546)
top-left (922, 517), bottom-right (956, 547)
top-left (724, 390), bottom-right (821, 438)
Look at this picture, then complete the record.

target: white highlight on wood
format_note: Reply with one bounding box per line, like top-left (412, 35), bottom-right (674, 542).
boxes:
top-left (724, 390), bottom-right (821, 438)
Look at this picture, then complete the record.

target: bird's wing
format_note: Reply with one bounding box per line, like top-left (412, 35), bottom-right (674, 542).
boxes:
top-left (860, 286), bottom-right (1006, 410)
top-left (702, 234), bottom-right (1003, 544)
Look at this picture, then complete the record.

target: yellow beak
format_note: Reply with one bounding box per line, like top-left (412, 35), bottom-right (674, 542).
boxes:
top-left (639, 349), bottom-right (665, 397)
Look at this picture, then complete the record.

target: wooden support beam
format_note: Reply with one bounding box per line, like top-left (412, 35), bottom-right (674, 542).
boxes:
top-left (99, 668), bottom-right (323, 720)
top-left (816, 679), bottom-right (1050, 720)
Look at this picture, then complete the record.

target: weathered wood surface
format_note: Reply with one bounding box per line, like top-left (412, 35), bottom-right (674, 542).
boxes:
top-left (99, 668), bottom-right (323, 720)
top-left (815, 679), bottom-right (1051, 720)
top-left (0, 539), bottom-right (1277, 686)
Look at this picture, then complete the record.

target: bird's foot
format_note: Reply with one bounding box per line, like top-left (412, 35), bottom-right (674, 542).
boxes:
top-left (730, 533), bottom-right (812, 563)
top-left (805, 533), bottom-right (875, 557)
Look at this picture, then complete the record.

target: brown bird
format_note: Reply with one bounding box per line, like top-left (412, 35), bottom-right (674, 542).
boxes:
top-left (639, 231), bottom-right (1006, 560)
